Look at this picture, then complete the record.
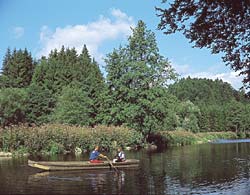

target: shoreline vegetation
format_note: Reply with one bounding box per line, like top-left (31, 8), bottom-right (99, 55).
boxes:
top-left (0, 124), bottom-right (248, 157)
top-left (1, 21), bottom-right (250, 158)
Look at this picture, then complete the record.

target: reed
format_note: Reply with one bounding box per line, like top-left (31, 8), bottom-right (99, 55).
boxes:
top-left (0, 124), bottom-right (143, 154)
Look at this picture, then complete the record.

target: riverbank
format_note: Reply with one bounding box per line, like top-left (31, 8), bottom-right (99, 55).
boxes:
top-left (0, 124), bottom-right (247, 155)
top-left (160, 130), bottom-right (239, 147)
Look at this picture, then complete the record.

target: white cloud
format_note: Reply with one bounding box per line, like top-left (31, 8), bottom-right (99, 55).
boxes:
top-left (171, 60), bottom-right (244, 89)
top-left (110, 8), bottom-right (133, 22)
top-left (184, 71), bottom-right (244, 90)
top-left (170, 60), bottom-right (190, 76)
top-left (37, 9), bottom-right (135, 63)
top-left (13, 26), bottom-right (24, 39)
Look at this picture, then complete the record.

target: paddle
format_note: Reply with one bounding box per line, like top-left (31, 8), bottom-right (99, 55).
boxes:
top-left (105, 156), bottom-right (119, 173)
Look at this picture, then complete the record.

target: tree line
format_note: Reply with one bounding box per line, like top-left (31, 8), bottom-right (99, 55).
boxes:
top-left (0, 20), bottom-right (249, 137)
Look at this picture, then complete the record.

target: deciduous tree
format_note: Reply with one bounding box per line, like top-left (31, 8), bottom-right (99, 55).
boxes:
top-left (157, 0), bottom-right (250, 90)
top-left (105, 20), bottom-right (177, 136)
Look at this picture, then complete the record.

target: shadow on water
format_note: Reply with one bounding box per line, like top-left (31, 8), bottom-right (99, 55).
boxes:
top-left (0, 141), bottom-right (250, 194)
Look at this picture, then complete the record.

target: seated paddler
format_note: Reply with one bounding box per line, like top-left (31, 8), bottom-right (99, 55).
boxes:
top-left (89, 145), bottom-right (107, 163)
top-left (113, 147), bottom-right (126, 163)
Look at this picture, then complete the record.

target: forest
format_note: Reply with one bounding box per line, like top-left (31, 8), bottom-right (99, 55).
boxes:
top-left (0, 21), bottom-right (250, 153)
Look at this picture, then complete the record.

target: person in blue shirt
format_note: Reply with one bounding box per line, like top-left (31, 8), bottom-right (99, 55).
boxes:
top-left (89, 146), bottom-right (107, 163)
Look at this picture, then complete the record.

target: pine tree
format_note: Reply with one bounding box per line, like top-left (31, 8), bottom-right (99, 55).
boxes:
top-left (31, 45), bottom-right (105, 126)
top-left (25, 84), bottom-right (55, 125)
top-left (1, 48), bottom-right (35, 88)
top-left (0, 88), bottom-right (27, 127)
top-left (2, 47), bottom-right (11, 74)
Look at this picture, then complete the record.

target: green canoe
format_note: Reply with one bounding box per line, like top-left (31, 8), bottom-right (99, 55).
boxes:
top-left (28, 159), bottom-right (140, 171)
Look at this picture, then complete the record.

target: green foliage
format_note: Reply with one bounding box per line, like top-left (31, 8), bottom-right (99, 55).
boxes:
top-left (224, 100), bottom-right (246, 133)
top-left (32, 45), bottom-right (105, 126)
top-left (176, 100), bottom-right (200, 133)
top-left (169, 77), bottom-right (238, 105)
top-left (162, 130), bottom-right (198, 146)
top-left (196, 132), bottom-right (237, 142)
top-left (169, 77), bottom-right (250, 133)
top-left (13, 145), bottom-right (29, 155)
top-left (0, 21), bottom-right (250, 142)
top-left (0, 127), bottom-right (28, 151)
top-left (0, 124), bottom-right (143, 154)
top-left (198, 104), bottom-right (226, 132)
top-left (25, 84), bottom-right (55, 125)
top-left (104, 20), bottom-right (177, 136)
top-left (0, 88), bottom-right (27, 127)
top-left (157, 1), bottom-right (250, 90)
top-left (1, 48), bottom-right (35, 88)
top-left (46, 141), bottom-right (64, 155)
top-left (161, 130), bottom-right (237, 146)
top-left (52, 85), bottom-right (92, 126)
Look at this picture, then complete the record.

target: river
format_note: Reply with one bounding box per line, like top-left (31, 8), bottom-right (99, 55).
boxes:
top-left (0, 140), bottom-right (249, 195)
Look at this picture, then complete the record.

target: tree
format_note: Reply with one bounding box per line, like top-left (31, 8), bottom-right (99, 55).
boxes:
top-left (31, 45), bottom-right (105, 125)
top-left (0, 88), bottom-right (27, 127)
top-left (176, 100), bottom-right (200, 133)
top-left (1, 47), bottom-right (11, 74)
top-left (168, 77), bottom-right (241, 105)
top-left (25, 84), bottom-right (55, 125)
top-left (78, 46), bottom-right (105, 126)
top-left (225, 100), bottom-right (245, 133)
top-left (52, 85), bottom-right (92, 126)
top-left (1, 48), bottom-right (35, 88)
top-left (157, 0), bottom-right (250, 90)
top-left (105, 20), bottom-right (177, 136)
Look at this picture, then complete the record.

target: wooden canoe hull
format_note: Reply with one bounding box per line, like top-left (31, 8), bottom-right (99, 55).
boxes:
top-left (28, 159), bottom-right (139, 171)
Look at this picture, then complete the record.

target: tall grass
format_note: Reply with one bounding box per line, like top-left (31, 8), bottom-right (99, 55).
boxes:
top-left (0, 124), bottom-right (242, 155)
top-left (160, 130), bottom-right (237, 146)
top-left (0, 124), bottom-right (143, 154)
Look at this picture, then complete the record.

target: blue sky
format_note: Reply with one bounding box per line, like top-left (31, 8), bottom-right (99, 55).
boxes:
top-left (0, 0), bottom-right (244, 89)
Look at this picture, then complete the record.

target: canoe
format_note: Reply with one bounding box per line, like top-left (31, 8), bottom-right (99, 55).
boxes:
top-left (28, 159), bottom-right (140, 171)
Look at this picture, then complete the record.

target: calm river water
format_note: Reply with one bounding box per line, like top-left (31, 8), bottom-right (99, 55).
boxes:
top-left (0, 140), bottom-right (250, 195)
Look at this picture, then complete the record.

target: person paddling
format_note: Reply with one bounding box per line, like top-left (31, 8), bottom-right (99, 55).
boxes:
top-left (89, 146), bottom-right (107, 163)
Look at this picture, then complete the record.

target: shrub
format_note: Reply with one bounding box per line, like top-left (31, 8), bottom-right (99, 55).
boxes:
top-left (161, 130), bottom-right (238, 146)
top-left (0, 124), bottom-right (143, 154)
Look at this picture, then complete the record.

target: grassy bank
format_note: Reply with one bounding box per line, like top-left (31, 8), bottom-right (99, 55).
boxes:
top-left (160, 130), bottom-right (238, 146)
top-left (0, 124), bottom-right (247, 155)
top-left (0, 124), bottom-right (143, 155)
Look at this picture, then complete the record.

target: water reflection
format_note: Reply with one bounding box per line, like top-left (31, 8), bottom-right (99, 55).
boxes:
top-left (138, 142), bottom-right (250, 194)
top-left (0, 141), bottom-right (250, 194)
top-left (27, 170), bottom-right (127, 195)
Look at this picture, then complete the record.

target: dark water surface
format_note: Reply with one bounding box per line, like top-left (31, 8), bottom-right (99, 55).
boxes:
top-left (0, 140), bottom-right (250, 195)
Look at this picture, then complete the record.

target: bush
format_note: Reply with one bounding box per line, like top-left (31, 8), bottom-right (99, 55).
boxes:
top-left (160, 130), bottom-right (238, 146)
top-left (161, 130), bottom-right (198, 146)
top-left (196, 131), bottom-right (237, 142)
top-left (237, 132), bottom-right (246, 139)
top-left (0, 124), bottom-right (143, 154)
